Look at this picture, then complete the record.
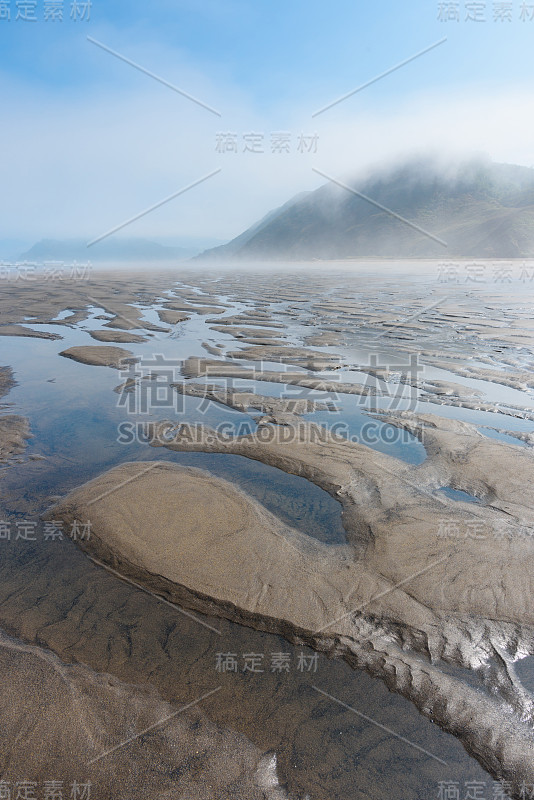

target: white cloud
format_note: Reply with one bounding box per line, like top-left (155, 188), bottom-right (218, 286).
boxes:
top-left (2, 69), bottom-right (534, 244)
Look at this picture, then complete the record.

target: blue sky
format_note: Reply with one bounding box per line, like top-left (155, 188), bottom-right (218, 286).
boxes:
top-left (1, 0), bottom-right (534, 249)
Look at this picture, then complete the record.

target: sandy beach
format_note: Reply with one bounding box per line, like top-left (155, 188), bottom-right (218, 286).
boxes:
top-left (1, 262), bottom-right (533, 798)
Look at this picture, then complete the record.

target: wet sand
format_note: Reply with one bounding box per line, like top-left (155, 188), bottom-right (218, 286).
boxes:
top-left (59, 346), bottom-right (136, 369)
top-left (0, 629), bottom-right (291, 800)
top-left (0, 366), bottom-right (30, 464)
top-left (46, 410), bottom-right (534, 791)
top-left (1, 262), bottom-right (534, 799)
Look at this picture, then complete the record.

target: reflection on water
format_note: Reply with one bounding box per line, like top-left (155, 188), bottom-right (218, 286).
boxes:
top-left (305, 405), bottom-right (426, 465)
top-left (1, 281), bottom-right (527, 799)
top-left (516, 656), bottom-right (534, 696)
top-left (438, 486), bottom-right (483, 504)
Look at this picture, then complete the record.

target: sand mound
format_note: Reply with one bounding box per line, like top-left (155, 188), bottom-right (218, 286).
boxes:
top-left (59, 346), bottom-right (136, 369)
top-left (45, 417), bottom-right (534, 796)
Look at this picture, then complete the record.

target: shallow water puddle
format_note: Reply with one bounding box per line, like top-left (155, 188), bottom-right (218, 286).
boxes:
top-left (437, 486), bottom-right (483, 504)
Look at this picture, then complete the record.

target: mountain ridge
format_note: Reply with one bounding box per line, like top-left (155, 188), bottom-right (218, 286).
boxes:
top-left (17, 237), bottom-right (224, 263)
top-left (197, 157), bottom-right (534, 260)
